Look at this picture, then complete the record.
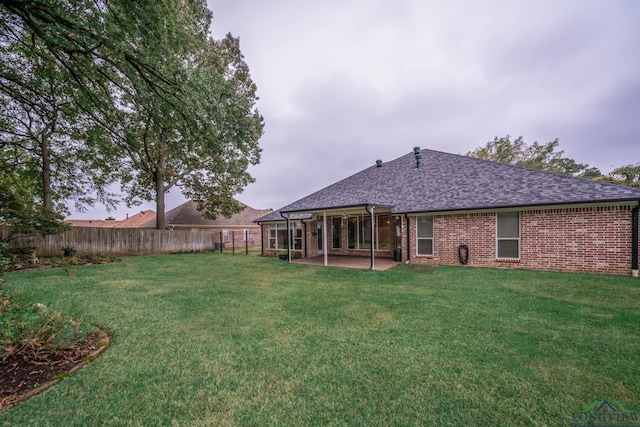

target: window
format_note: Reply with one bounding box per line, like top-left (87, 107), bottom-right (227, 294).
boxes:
top-left (497, 212), bottom-right (520, 259)
top-left (348, 216), bottom-right (370, 250)
top-left (268, 223), bottom-right (302, 251)
top-left (243, 229), bottom-right (249, 241)
top-left (332, 217), bottom-right (342, 249)
top-left (292, 222), bottom-right (303, 250)
top-left (417, 216), bottom-right (433, 255)
top-left (268, 224), bottom-right (287, 250)
top-left (347, 214), bottom-right (390, 251)
top-left (376, 215), bottom-right (391, 250)
top-left (223, 229), bottom-right (230, 242)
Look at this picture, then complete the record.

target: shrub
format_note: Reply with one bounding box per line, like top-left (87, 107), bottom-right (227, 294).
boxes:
top-left (0, 243), bottom-right (9, 275)
top-left (62, 246), bottom-right (77, 257)
top-left (0, 289), bottom-right (95, 360)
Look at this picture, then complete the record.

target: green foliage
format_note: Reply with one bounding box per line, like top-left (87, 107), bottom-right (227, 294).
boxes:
top-left (602, 163), bottom-right (640, 187)
top-left (62, 246), bottom-right (76, 257)
top-left (1, 1), bottom-right (264, 229)
top-left (0, 289), bottom-right (95, 360)
top-left (0, 182), bottom-right (68, 242)
top-left (0, 242), bottom-right (9, 275)
top-left (467, 135), bottom-right (601, 178)
top-left (0, 22), bottom-right (118, 213)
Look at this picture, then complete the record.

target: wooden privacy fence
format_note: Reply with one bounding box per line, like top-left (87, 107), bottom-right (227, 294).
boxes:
top-left (1, 227), bottom-right (219, 257)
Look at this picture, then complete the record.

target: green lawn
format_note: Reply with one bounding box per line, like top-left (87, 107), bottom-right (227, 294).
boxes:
top-left (1, 253), bottom-right (639, 426)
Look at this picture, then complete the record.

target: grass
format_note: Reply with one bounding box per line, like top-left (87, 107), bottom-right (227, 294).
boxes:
top-left (1, 252), bottom-right (639, 426)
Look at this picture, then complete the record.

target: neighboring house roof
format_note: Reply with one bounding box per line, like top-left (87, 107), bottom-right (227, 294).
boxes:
top-left (140, 200), bottom-right (271, 228)
top-left (115, 210), bottom-right (156, 228)
top-left (66, 210), bottom-right (156, 228)
top-left (257, 148), bottom-right (640, 222)
top-left (65, 219), bottom-right (120, 228)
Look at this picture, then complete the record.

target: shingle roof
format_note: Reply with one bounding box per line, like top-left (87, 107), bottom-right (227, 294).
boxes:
top-left (141, 200), bottom-right (271, 228)
top-left (116, 210), bottom-right (156, 228)
top-left (65, 219), bottom-right (120, 228)
top-left (256, 148), bottom-right (640, 221)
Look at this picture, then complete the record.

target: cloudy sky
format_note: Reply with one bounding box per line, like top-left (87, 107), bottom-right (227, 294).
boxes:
top-left (72, 0), bottom-right (640, 219)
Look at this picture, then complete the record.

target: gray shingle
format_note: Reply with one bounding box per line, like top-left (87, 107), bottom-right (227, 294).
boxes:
top-left (256, 148), bottom-right (640, 221)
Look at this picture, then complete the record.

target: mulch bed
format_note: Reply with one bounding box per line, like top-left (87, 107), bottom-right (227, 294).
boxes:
top-left (0, 330), bottom-right (109, 411)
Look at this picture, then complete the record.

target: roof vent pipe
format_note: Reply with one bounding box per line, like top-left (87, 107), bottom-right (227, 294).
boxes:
top-left (376, 159), bottom-right (382, 168)
top-left (414, 146), bottom-right (421, 169)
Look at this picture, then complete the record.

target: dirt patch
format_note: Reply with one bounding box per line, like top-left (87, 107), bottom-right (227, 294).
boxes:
top-left (0, 330), bottom-right (109, 411)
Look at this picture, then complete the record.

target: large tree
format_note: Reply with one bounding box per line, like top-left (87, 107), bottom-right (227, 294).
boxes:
top-left (114, 34), bottom-right (263, 229)
top-left (0, 34), bottom-right (117, 213)
top-left (0, 0), bottom-right (264, 229)
top-left (602, 164), bottom-right (640, 188)
top-left (467, 135), bottom-right (602, 178)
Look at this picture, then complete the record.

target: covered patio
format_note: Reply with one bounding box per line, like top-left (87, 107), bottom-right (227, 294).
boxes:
top-left (291, 255), bottom-right (400, 271)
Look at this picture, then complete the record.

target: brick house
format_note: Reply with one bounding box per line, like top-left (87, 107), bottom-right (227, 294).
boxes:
top-left (141, 200), bottom-right (271, 247)
top-left (256, 148), bottom-right (640, 276)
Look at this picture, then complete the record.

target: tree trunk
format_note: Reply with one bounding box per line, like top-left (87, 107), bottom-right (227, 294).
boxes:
top-left (154, 147), bottom-right (166, 229)
top-left (40, 133), bottom-right (52, 210)
top-left (155, 173), bottom-right (166, 229)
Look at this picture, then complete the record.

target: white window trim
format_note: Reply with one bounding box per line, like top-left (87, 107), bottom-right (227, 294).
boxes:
top-left (268, 223), bottom-right (302, 251)
top-left (496, 211), bottom-right (520, 259)
top-left (223, 228), bottom-right (230, 242)
top-left (416, 216), bottom-right (434, 256)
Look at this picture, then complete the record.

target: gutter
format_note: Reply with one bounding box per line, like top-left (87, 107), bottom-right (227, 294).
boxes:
top-left (633, 202), bottom-right (639, 277)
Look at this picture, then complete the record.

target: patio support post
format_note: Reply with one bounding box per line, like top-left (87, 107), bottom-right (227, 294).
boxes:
top-left (366, 205), bottom-right (375, 270)
top-left (323, 211), bottom-right (328, 267)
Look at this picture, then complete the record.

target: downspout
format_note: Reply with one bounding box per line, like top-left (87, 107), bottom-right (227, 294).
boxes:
top-left (632, 202), bottom-right (639, 277)
top-left (405, 213), bottom-right (411, 263)
top-left (260, 224), bottom-right (264, 256)
top-left (365, 205), bottom-right (375, 270)
top-left (323, 211), bottom-right (328, 267)
top-left (303, 221), bottom-right (307, 258)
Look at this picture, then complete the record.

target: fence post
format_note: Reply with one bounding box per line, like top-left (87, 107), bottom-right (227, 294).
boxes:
top-left (245, 230), bottom-right (249, 255)
top-left (219, 231), bottom-right (223, 253)
top-left (232, 231), bottom-right (235, 254)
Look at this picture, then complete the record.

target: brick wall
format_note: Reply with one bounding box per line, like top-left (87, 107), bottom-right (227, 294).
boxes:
top-left (409, 205), bottom-right (638, 275)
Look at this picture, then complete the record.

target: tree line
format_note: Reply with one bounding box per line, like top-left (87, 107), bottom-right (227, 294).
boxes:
top-left (467, 136), bottom-right (639, 187)
top-left (0, 0), bottom-right (263, 238)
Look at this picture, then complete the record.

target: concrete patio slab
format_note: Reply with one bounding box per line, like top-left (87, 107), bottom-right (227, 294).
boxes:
top-left (290, 255), bottom-right (399, 271)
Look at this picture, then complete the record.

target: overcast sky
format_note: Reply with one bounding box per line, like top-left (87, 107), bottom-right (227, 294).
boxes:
top-left (72, 0), bottom-right (640, 219)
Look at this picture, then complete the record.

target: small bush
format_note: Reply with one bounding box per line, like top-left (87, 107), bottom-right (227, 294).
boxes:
top-left (0, 243), bottom-right (9, 275)
top-left (0, 289), bottom-right (95, 360)
top-left (62, 246), bottom-right (77, 257)
top-left (11, 246), bottom-right (37, 255)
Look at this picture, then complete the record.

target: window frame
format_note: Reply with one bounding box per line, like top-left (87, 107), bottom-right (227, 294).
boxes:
top-left (496, 211), bottom-right (520, 259)
top-left (267, 223), bottom-right (302, 251)
top-left (416, 216), bottom-right (434, 256)
top-left (332, 217), bottom-right (342, 249)
top-left (347, 214), bottom-right (390, 251)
